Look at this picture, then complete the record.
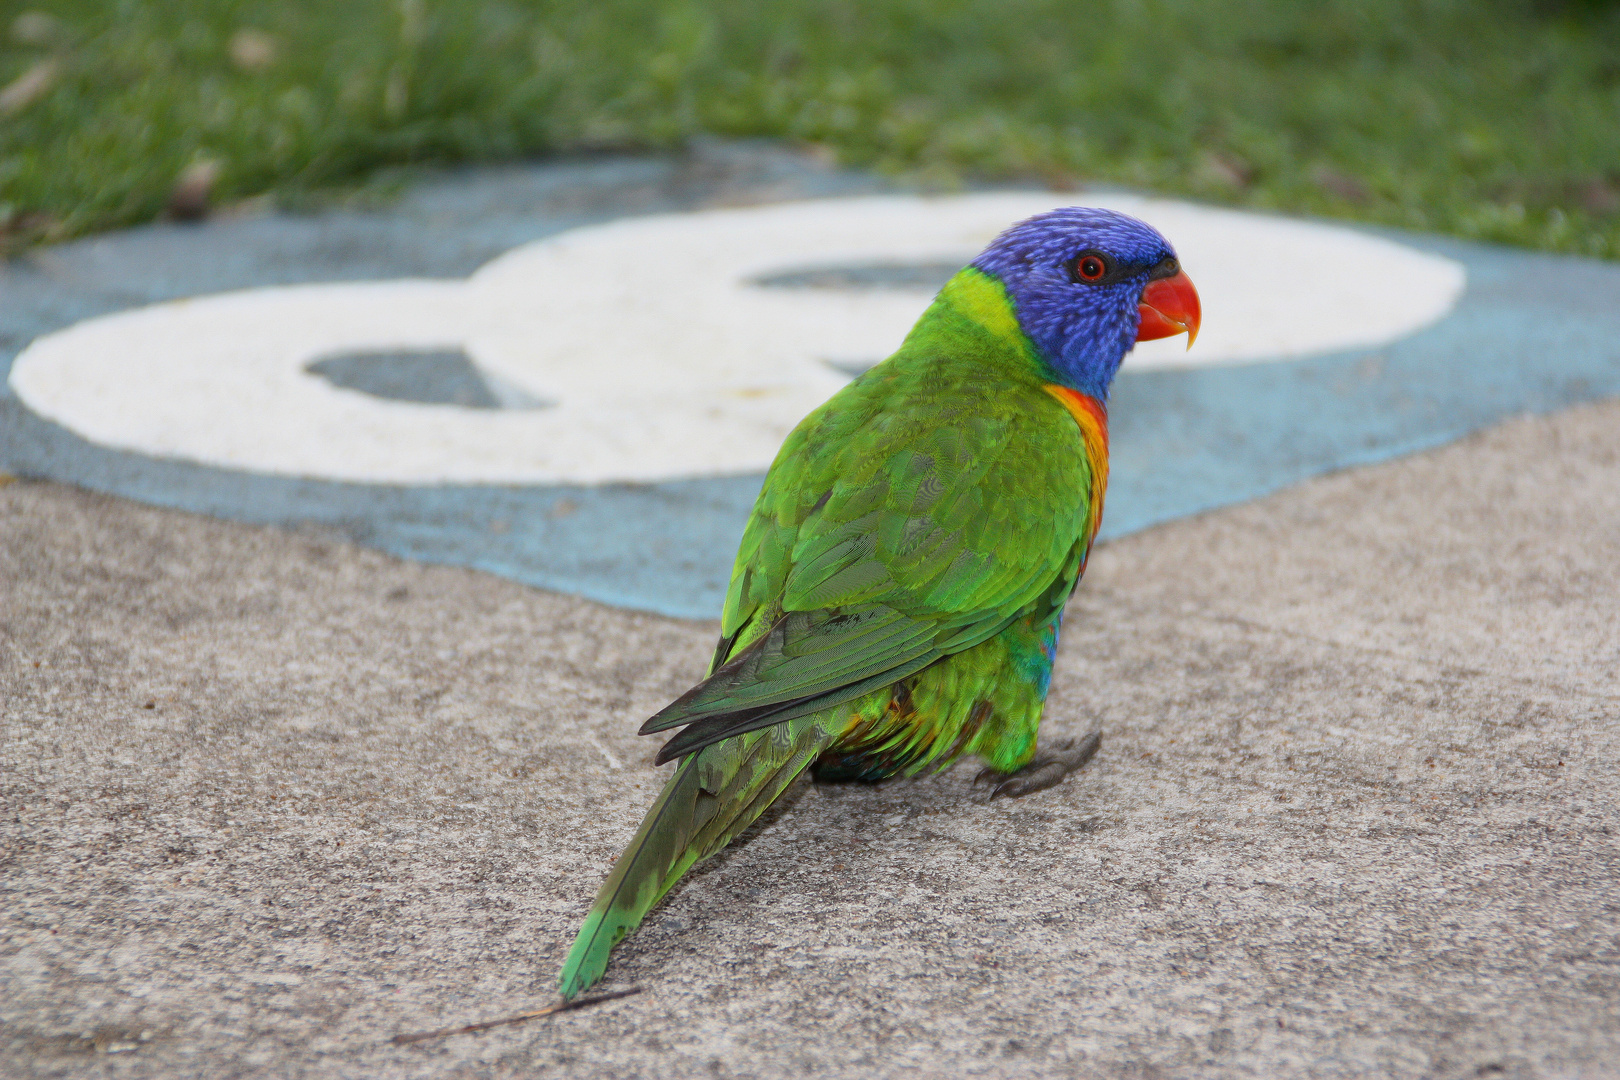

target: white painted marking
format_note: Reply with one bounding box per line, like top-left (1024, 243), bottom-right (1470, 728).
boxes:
top-left (10, 193), bottom-right (1464, 485)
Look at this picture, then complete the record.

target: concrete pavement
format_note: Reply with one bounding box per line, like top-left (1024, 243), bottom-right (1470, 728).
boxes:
top-left (3, 398), bottom-right (1617, 1078)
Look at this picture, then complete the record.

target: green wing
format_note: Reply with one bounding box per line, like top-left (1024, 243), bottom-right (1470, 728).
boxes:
top-left (641, 350), bottom-right (1096, 762)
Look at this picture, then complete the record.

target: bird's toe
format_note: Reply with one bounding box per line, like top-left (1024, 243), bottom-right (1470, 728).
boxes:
top-left (980, 731), bottom-right (1103, 800)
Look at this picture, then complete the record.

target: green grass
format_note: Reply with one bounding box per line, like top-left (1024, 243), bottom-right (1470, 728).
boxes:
top-left (2, 0), bottom-right (1618, 256)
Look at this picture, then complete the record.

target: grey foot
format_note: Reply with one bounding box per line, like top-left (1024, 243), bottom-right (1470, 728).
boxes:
top-left (974, 731), bottom-right (1102, 799)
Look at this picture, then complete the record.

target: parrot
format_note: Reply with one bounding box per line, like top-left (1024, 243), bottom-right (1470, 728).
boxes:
top-left (557, 205), bottom-right (1201, 999)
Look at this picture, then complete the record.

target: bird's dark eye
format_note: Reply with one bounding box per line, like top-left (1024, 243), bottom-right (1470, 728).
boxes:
top-left (1071, 251), bottom-right (1111, 284)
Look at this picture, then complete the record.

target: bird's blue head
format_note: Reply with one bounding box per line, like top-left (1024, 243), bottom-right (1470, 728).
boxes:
top-left (972, 206), bottom-right (1200, 400)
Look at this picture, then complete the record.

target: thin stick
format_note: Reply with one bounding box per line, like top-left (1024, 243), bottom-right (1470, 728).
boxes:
top-left (391, 987), bottom-right (643, 1045)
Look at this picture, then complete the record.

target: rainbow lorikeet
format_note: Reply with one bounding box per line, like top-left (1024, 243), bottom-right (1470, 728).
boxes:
top-left (558, 207), bottom-right (1201, 999)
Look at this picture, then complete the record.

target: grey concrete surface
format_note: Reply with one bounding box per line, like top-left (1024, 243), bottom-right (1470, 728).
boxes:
top-left (2, 400), bottom-right (1618, 1079)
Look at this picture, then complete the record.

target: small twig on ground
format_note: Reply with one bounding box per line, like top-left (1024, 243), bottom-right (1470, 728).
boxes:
top-left (390, 987), bottom-right (643, 1045)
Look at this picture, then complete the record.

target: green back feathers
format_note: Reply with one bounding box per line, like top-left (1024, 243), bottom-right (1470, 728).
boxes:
top-left (643, 268), bottom-right (1102, 761)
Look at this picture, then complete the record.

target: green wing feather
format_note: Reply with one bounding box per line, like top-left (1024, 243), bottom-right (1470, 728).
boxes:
top-left (642, 335), bottom-right (1094, 755)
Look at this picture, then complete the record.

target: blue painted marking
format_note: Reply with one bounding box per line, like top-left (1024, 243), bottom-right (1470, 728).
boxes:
top-left (4, 155), bottom-right (1618, 619)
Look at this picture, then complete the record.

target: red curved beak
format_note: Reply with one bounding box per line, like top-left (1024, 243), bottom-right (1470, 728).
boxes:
top-left (1137, 271), bottom-right (1201, 349)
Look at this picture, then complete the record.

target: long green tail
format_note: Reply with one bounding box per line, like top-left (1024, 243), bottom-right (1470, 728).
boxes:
top-left (557, 712), bottom-right (838, 999)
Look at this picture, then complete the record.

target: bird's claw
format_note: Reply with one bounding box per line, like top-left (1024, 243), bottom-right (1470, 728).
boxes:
top-left (974, 731), bottom-right (1102, 800)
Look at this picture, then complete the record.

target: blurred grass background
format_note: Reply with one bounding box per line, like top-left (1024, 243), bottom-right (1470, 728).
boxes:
top-left (1, 0), bottom-right (1617, 255)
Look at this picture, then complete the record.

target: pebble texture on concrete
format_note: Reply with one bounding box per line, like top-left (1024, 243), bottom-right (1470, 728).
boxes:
top-left (2, 401), bottom-right (1617, 1078)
